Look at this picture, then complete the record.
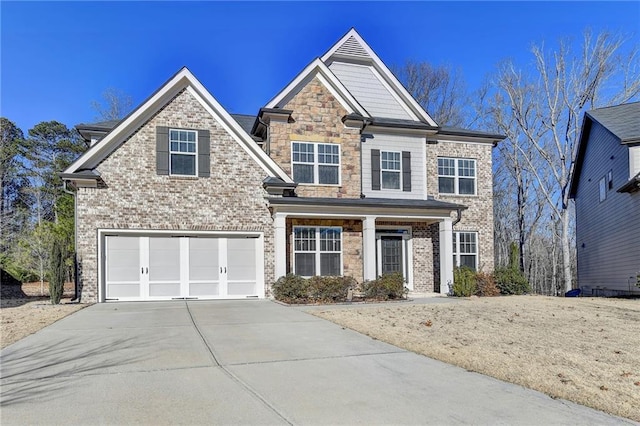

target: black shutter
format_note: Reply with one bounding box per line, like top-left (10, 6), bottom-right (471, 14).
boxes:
top-left (156, 126), bottom-right (169, 175)
top-left (371, 149), bottom-right (381, 191)
top-left (198, 130), bottom-right (210, 177)
top-left (402, 151), bottom-right (411, 192)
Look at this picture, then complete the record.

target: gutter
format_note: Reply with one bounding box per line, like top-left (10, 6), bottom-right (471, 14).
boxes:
top-left (62, 180), bottom-right (79, 302)
top-left (453, 207), bottom-right (463, 226)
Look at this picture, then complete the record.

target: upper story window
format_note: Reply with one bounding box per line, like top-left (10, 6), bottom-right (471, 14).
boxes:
top-left (438, 157), bottom-right (476, 195)
top-left (292, 142), bottom-right (340, 185)
top-left (170, 129), bottom-right (197, 176)
top-left (381, 151), bottom-right (401, 189)
top-left (293, 226), bottom-right (342, 276)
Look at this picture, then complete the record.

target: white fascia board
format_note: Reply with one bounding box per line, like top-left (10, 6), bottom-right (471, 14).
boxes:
top-left (435, 136), bottom-right (501, 146)
top-left (322, 29), bottom-right (437, 127)
top-left (270, 204), bottom-right (453, 220)
top-left (265, 59), bottom-right (369, 117)
top-left (184, 84), bottom-right (292, 182)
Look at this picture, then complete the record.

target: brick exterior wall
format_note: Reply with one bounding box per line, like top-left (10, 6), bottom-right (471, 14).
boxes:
top-left (75, 89), bottom-right (274, 302)
top-left (268, 77), bottom-right (362, 198)
top-left (426, 141), bottom-right (495, 273)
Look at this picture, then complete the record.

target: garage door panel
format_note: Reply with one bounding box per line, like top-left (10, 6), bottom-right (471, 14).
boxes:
top-left (189, 239), bottom-right (219, 281)
top-left (149, 282), bottom-right (181, 297)
top-left (149, 238), bottom-right (180, 282)
top-left (189, 282), bottom-right (219, 296)
top-left (227, 282), bottom-right (256, 296)
top-left (227, 239), bottom-right (256, 281)
top-left (107, 283), bottom-right (140, 298)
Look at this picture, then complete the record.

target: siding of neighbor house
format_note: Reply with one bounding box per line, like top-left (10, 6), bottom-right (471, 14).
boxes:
top-left (75, 89), bottom-right (275, 303)
top-left (361, 132), bottom-right (426, 199)
top-left (328, 62), bottom-right (413, 120)
top-left (574, 122), bottom-right (640, 294)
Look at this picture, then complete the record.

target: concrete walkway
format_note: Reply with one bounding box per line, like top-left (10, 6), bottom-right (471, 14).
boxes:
top-left (0, 300), bottom-right (633, 425)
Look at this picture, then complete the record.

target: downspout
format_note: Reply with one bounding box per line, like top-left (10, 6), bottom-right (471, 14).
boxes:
top-left (63, 180), bottom-right (79, 302)
top-left (452, 207), bottom-right (463, 226)
top-left (258, 116), bottom-right (270, 156)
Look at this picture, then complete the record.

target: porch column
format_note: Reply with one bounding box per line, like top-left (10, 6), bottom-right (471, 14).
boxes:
top-left (439, 218), bottom-right (454, 295)
top-left (274, 213), bottom-right (287, 280)
top-left (362, 215), bottom-right (377, 282)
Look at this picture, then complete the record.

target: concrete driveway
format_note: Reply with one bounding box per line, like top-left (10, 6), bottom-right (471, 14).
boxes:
top-left (0, 300), bottom-right (632, 425)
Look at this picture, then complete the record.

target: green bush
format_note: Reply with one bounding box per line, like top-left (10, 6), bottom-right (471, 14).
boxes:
top-left (476, 271), bottom-right (499, 297)
top-left (363, 272), bottom-right (407, 300)
top-left (271, 274), bottom-right (311, 303)
top-left (49, 238), bottom-right (65, 305)
top-left (309, 275), bottom-right (355, 303)
top-left (452, 267), bottom-right (477, 297)
top-left (494, 267), bottom-right (530, 295)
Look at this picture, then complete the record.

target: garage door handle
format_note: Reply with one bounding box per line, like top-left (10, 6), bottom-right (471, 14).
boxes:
top-left (141, 267), bottom-right (148, 274)
top-left (220, 267), bottom-right (227, 274)
top-left (145, 267), bottom-right (148, 274)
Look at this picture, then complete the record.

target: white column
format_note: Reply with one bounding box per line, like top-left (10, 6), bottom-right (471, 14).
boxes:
top-left (362, 215), bottom-right (377, 282)
top-left (439, 218), bottom-right (454, 295)
top-left (274, 213), bottom-right (287, 280)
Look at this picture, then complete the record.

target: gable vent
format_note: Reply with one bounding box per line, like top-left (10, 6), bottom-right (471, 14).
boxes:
top-left (335, 36), bottom-right (370, 59)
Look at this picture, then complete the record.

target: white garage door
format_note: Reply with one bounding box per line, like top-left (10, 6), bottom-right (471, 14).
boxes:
top-left (105, 235), bottom-right (260, 301)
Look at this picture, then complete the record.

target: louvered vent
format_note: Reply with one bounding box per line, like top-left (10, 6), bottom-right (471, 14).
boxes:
top-left (335, 36), bottom-right (370, 59)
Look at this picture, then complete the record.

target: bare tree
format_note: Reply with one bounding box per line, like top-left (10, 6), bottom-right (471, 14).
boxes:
top-left (490, 30), bottom-right (640, 292)
top-left (90, 87), bottom-right (133, 121)
top-left (393, 60), bottom-right (468, 126)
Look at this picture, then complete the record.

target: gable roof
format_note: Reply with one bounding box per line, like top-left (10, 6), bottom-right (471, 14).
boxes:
top-left (569, 102), bottom-right (640, 198)
top-left (265, 58), bottom-right (369, 116)
top-left (64, 67), bottom-right (292, 183)
top-left (321, 28), bottom-right (438, 126)
top-left (587, 102), bottom-right (640, 144)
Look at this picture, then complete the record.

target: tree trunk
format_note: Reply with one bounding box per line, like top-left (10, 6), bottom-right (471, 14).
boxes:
top-left (561, 209), bottom-right (573, 292)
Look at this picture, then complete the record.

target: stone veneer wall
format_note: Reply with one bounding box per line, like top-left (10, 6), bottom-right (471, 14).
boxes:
top-left (75, 89), bottom-right (274, 302)
top-left (268, 77), bottom-right (362, 198)
top-left (426, 141), bottom-right (495, 273)
top-left (287, 219), bottom-right (363, 284)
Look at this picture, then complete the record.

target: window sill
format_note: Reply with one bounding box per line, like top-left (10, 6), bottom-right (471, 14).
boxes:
top-left (296, 183), bottom-right (342, 187)
top-left (169, 175), bottom-right (199, 180)
top-left (438, 193), bottom-right (478, 198)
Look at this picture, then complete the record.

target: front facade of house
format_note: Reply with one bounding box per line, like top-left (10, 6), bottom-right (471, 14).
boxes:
top-left (569, 103), bottom-right (640, 296)
top-left (63, 29), bottom-right (503, 303)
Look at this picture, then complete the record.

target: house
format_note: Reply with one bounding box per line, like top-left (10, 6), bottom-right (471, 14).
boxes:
top-left (569, 102), bottom-right (640, 296)
top-left (62, 29), bottom-right (504, 303)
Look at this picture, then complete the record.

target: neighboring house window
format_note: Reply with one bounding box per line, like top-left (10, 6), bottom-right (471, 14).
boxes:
top-left (607, 170), bottom-right (613, 190)
top-left (293, 227), bottom-right (342, 276)
top-left (599, 176), bottom-right (606, 202)
top-left (381, 151), bottom-right (401, 189)
top-left (453, 232), bottom-right (478, 270)
top-left (438, 158), bottom-right (476, 195)
top-left (170, 129), bottom-right (197, 176)
top-left (291, 142), bottom-right (340, 185)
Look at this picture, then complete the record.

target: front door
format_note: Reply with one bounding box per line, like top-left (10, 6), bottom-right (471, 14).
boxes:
top-left (380, 236), bottom-right (403, 275)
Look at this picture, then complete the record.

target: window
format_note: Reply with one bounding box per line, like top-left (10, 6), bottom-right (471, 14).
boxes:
top-left (170, 129), bottom-right (197, 176)
top-left (381, 151), bottom-right (401, 189)
top-left (293, 227), bottom-right (342, 276)
top-left (292, 142), bottom-right (340, 185)
top-left (599, 176), bottom-right (607, 202)
top-left (607, 170), bottom-right (613, 190)
top-left (438, 158), bottom-right (476, 195)
top-left (453, 232), bottom-right (477, 270)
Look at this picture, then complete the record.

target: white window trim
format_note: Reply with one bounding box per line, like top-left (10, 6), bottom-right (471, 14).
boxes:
top-left (169, 128), bottom-right (198, 177)
top-left (453, 231), bottom-right (478, 270)
top-left (291, 141), bottom-right (341, 186)
top-left (438, 157), bottom-right (477, 196)
top-left (599, 176), bottom-right (607, 202)
top-left (292, 226), bottom-right (343, 277)
top-left (380, 150), bottom-right (402, 190)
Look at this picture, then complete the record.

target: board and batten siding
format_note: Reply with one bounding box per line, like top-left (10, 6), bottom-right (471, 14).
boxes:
top-left (362, 133), bottom-right (426, 199)
top-left (329, 62), bottom-right (413, 120)
top-left (574, 121), bottom-right (640, 294)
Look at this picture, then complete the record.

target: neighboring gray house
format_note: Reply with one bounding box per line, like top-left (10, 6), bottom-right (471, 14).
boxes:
top-left (569, 102), bottom-right (640, 296)
top-left (62, 29), bottom-right (503, 303)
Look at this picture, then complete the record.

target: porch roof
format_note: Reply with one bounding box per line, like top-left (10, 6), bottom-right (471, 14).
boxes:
top-left (268, 196), bottom-right (464, 211)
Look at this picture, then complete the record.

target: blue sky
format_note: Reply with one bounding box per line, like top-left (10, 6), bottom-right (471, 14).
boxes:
top-left (1, 1), bottom-right (638, 133)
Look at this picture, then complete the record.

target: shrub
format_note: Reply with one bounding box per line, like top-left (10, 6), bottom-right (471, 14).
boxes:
top-left (452, 267), bottom-right (477, 297)
top-left (49, 238), bottom-right (65, 305)
top-left (476, 271), bottom-right (499, 297)
top-left (363, 272), bottom-right (407, 300)
top-left (271, 274), bottom-right (310, 303)
top-left (494, 267), bottom-right (530, 295)
top-left (309, 275), bottom-right (355, 303)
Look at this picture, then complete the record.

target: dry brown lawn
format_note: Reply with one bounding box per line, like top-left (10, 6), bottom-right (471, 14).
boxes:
top-left (1, 282), bottom-right (88, 349)
top-left (312, 295), bottom-right (640, 422)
